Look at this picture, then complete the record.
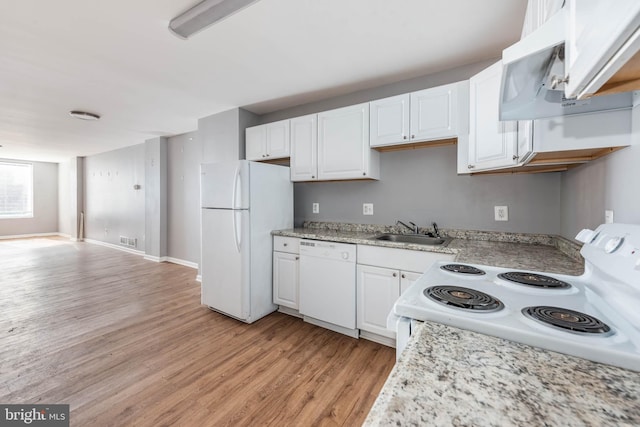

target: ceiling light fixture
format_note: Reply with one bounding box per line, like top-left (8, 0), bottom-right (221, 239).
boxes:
top-left (168, 0), bottom-right (261, 39)
top-left (69, 110), bottom-right (100, 121)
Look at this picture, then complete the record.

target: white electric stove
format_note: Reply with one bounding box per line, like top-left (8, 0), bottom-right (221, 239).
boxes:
top-left (392, 223), bottom-right (640, 372)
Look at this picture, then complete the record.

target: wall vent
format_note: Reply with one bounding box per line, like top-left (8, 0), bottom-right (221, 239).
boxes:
top-left (119, 236), bottom-right (138, 248)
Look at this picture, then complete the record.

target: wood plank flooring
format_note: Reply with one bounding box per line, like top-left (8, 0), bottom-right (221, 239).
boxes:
top-left (0, 238), bottom-right (395, 426)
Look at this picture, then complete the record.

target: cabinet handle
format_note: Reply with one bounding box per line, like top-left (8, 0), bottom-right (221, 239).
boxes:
top-left (401, 274), bottom-right (406, 279)
top-left (295, 256), bottom-right (299, 260)
top-left (512, 155), bottom-right (519, 161)
top-left (411, 134), bottom-right (415, 139)
top-left (283, 243), bottom-right (288, 246)
top-left (403, 135), bottom-right (407, 140)
top-left (262, 154), bottom-right (266, 158)
top-left (468, 164), bottom-right (475, 169)
top-left (362, 172), bottom-right (366, 176)
top-left (311, 175), bottom-right (315, 179)
top-left (392, 272), bottom-right (397, 277)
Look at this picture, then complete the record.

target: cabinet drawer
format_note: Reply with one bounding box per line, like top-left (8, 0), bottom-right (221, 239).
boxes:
top-left (273, 236), bottom-right (300, 254)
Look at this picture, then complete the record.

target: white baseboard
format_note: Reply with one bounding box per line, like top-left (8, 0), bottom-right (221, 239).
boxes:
top-left (144, 255), bottom-right (167, 263)
top-left (0, 232), bottom-right (61, 240)
top-left (84, 238), bottom-right (145, 256)
top-left (165, 257), bottom-right (198, 269)
top-left (277, 306), bottom-right (303, 318)
top-left (303, 316), bottom-right (359, 339)
top-left (359, 330), bottom-right (396, 348)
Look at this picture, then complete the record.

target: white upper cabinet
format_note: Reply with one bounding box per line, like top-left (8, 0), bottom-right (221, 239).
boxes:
top-left (370, 82), bottom-right (467, 148)
top-left (290, 114), bottom-right (318, 182)
top-left (564, 0), bottom-right (640, 99)
top-left (245, 119), bottom-right (290, 161)
top-left (521, 0), bottom-right (564, 37)
top-left (410, 83), bottom-right (460, 141)
top-left (318, 103), bottom-right (380, 180)
top-left (467, 61), bottom-right (519, 172)
top-left (369, 94), bottom-right (410, 147)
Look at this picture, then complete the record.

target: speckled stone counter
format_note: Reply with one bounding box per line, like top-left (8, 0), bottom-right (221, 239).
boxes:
top-left (364, 321), bottom-right (640, 426)
top-left (273, 225), bottom-right (583, 276)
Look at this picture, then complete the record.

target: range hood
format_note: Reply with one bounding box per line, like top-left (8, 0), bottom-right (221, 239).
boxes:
top-left (499, 8), bottom-right (634, 121)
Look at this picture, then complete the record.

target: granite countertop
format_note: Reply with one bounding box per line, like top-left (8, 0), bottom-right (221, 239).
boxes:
top-left (273, 224), bottom-right (584, 276)
top-left (364, 321), bottom-right (640, 427)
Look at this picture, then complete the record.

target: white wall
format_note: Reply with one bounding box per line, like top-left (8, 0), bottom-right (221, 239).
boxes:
top-left (0, 160), bottom-right (58, 237)
top-left (83, 144), bottom-right (145, 247)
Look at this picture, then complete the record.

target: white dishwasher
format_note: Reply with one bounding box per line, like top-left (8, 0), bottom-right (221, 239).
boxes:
top-left (299, 239), bottom-right (358, 338)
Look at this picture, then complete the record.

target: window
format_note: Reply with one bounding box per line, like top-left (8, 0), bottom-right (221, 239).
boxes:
top-left (0, 162), bottom-right (33, 218)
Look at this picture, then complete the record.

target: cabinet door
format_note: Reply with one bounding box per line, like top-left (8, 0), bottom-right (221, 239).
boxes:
top-left (317, 103), bottom-right (372, 180)
top-left (400, 271), bottom-right (422, 295)
top-left (245, 125), bottom-right (266, 161)
top-left (273, 251), bottom-right (299, 309)
top-left (265, 120), bottom-right (290, 160)
top-left (369, 94), bottom-right (410, 147)
top-left (357, 265), bottom-right (400, 338)
top-left (565, 0), bottom-right (640, 99)
top-left (468, 61), bottom-right (518, 172)
top-left (410, 82), bottom-right (459, 142)
top-left (290, 114), bottom-right (318, 181)
top-left (516, 120), bottom-right (534, 164)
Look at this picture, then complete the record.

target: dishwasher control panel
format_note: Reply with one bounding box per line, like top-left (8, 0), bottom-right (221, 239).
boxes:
top-left (299, 239), bottom-right (356, 262)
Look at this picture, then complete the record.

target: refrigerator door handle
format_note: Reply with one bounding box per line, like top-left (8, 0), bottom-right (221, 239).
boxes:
top-left (232, 167), bottom-right (241, 210)
top-left (233, 210), bottom-right (242, 252)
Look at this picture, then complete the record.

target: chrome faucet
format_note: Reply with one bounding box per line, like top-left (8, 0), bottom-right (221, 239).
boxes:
top-left (396, 220), bottom-right (418, 234)
top-left (432, 222), bottom-right (440, 238)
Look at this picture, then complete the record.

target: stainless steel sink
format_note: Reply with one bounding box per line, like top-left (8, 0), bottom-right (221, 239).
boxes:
top-left (372, 233), bottom-right (451, 246)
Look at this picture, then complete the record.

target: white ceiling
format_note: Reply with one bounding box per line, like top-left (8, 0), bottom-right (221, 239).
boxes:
top-left (0, 0), bottom-right (527, 163)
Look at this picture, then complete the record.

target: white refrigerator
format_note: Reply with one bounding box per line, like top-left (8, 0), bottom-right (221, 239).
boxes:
top-left (200, 160), bottom-right (293, 323)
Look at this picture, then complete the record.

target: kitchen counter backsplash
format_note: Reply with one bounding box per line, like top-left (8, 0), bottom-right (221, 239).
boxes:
top-left (300, 221), bottom-right (583, 262)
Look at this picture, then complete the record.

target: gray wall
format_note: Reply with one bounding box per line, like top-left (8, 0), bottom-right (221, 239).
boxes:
top-left (83, 144), bottom-right (146, 247)
top-left (145, 137), bottom-right (168, 259)
top-left (560, 102), bottom-right (640, 240)
top-left (58, 157), bottom-right (84, 239)
top-left (295, 144), bottom-right (562, 234)
top-left (167, 131), bottom-right (200, 264)
top-left (0, 160), bottom-right (58, 237)
top-left (58, 160), bottom-right (71, 236)
top-left (198, 108), bottom-right (259, 163)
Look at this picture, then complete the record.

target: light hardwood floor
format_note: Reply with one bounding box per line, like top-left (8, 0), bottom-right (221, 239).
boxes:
top-left (0, 237), bottom-right (395, 426)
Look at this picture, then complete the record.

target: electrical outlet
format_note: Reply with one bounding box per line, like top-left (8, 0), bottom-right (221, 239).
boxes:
top-left (363, 203), bottom-right (374, 215)
top-left (494, 206), bottom-right (508, 221)
top-left (605, 210), bottom-right (614, 224)
top-left (312, 203), bottom-right (319, 214)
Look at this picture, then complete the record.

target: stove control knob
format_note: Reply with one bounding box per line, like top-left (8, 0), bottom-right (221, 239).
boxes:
top-left (604, 237), bottom-right (624, 254)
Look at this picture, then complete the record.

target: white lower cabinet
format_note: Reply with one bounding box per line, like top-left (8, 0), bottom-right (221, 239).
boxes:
top-left (357, 266), bottom-right (424, 339)
top-left (273, 251), bottom-right (299, 309)
top-left (273, 236), bottom-right (300, 310)
top-left (400, 271), bottom-right (421, 294)
top-left (356, 245), bottom-right (455, 345)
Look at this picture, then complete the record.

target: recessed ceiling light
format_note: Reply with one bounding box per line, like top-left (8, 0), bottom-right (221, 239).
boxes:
top-left (69, 110), bottom-right (100, 121)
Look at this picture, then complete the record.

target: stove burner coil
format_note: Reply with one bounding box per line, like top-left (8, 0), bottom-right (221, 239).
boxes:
top-left (424, 286), bottom-right (504, 312)
top-left (440, 264), bottom-right (486, 275)
top-left (498, 272), bottom-right (571, 289)
top-left (522, 306), bottom-right (612, 335)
